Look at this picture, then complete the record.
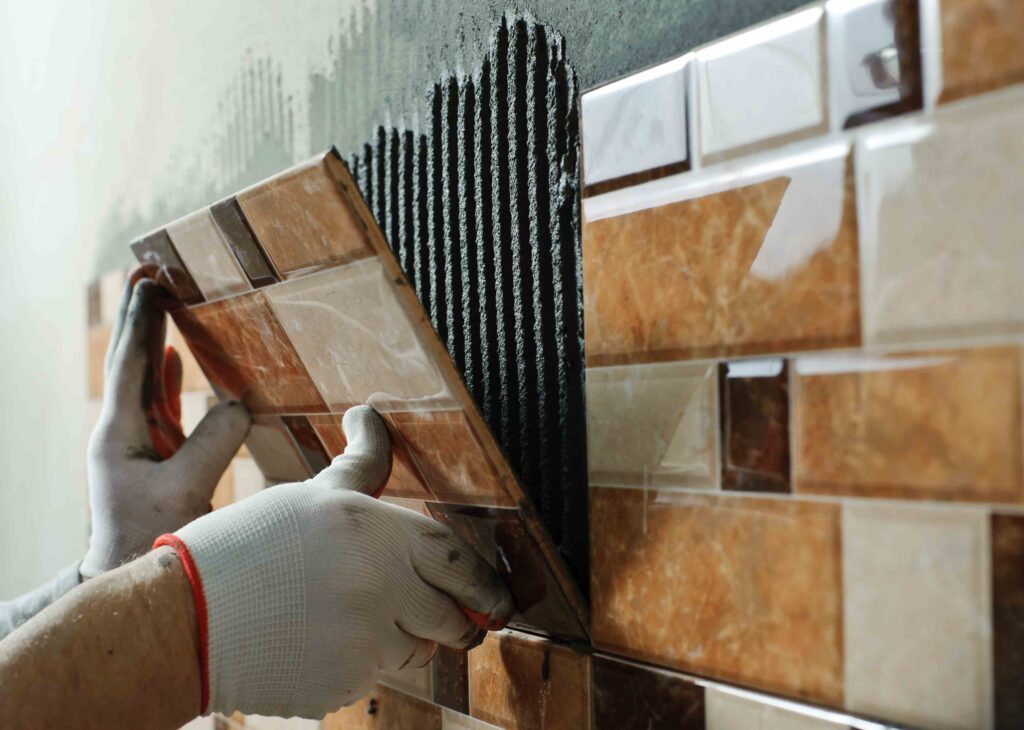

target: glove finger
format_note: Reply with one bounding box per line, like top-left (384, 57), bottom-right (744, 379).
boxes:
top-left (379, 624), bottom-right (438, 672)
top-left (164, 401), bottom-right (251, 501)
top-left (315, 405), bottom-right (391, 497)
top-left (397, 579), bottom-right (484, 650)
top-left (104, 274), bottom-right (136, 375)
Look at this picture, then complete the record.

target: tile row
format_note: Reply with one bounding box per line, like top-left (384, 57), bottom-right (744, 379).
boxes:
top-left (581, 0), bottom-right (1024, 190)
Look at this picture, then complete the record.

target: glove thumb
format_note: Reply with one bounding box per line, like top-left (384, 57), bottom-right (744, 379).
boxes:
top-left (315, 405), bottom-right (392, 497)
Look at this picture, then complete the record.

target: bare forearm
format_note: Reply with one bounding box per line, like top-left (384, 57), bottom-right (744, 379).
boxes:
top-left (0, 547), bottom-right (200, 729)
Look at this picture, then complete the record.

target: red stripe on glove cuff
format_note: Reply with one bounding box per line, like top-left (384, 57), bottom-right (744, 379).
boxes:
top-left (153, 534), bottom-right (210, 715)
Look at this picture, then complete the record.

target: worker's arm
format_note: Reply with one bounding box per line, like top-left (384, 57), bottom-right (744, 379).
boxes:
top-left (0, 274), bottom-right (250, 639)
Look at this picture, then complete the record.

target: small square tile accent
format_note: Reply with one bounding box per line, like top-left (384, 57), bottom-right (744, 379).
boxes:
top-left (322, 683), bottom-right (443, 730)
top-left (992, 513), bottom-right (1024, 729)
top-left (938, 0), bottom-right (1024, 103)
top-left (166, 208), bottom-right (251, 301)
top-left (719, 358), bottom-right (790, 493)
top-left (210, 197), bottom-right (279, 288)
top-left (130, 229), bottom-right (204, 305)
top-left (591, 655), bottom-right (704, 730)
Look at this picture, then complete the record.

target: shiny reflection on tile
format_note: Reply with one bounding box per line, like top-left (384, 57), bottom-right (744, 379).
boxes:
top-left (696, 8), bottom-right (827, 160)
top-left (793, 347), bottom-right (1023, 502)
top-left (586, 362), bottom-right (718, 489)
top-left (592, 656), bottom-right (704, 730)
top-left (584, 144), bottom-right (860, 365)
top-left (705, 687), bottom-right (839, 730)
top-left (468, 631), bottom-right (590, 730)
top-left (590, 488), bottom-right (843, 704)
top-left (172, 292), bottom-right (326, 414)
top-left (843, 502), bottom-right (991, 729)
top-left (210, 197), bottom-right (279, 288)
top-left (582, 55), bottom-right (690, 188)
top-left (992, 513), bottom-right (1024, 729)
top-left (858, 88), bottom-right (1024, 345)
top-left (245, 416), bottom-right (312, 485)
top-left (237, 156), bottom-right (372, 278)
top-left (427, 504), bottom-right (587, 640)
top-left (432, 646), bottom-right (469, 714)
top-left (130, 229), bottom-right (204, 305)
top-left (281, 415), bottom-right (331, 475)
top-left (266, 259), bottom-right (455, 412)
top-left (321, 684), bottom-right (443, 730)
top-left (166, 209), bottom-right (251, 301)
top-left (938, 0), bottom-right (1024, 103)
top-left (719, 359), bottom-right (790, 493)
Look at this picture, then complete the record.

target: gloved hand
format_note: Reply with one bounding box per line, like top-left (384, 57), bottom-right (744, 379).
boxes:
top-left (81, 274), bottom-right (251, 579)
top-left (155, 406), bottom-right (514, 719)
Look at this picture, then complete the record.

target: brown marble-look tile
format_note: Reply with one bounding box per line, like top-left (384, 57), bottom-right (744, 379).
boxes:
top-left (583, 149), bottom-right (860, 365)
top-left (88, 324), bottom-right (111, 398)
top-left (130, 229), bottom-right (204, 305)
top-left (592, 656), bottom-right (704, 730)
top-left (719, 359), bottom-right (790, 493)
top-left (171, 291), bottom-right (326, 414)
top-left (468, 631), bottom-right (590, 730)
top-left (322, 684), bottom-right (443, 730)
top-left (237, 155), bottom-right (373, 278)
top-left (792, 347), bottom-right (1024, 502)
top-left (433, 646), bottom-right (469, 714)
top-left (281, 415), bottom-right (331, 474)
top-left (386, 411), bottom-right (514, 507)
top-left (993, 513), bottom-right (1024, 729)
top-left (590, 487), bottom-right (843, 705)
top-left (427, 504), bottom-right (588, 641)
top-left (210, 197), bottom-right (279, 288)
top-left (939, 0), bottom-right (1024, 103)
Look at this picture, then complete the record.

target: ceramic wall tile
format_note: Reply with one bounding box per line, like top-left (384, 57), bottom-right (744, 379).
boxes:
top-left (130, 229), bottom-right (204, 305)
top-left (582, 55), bottom-right (690, 189)
top-left (432, 646), bottom-right (469, 714)
top-left (938, 0), bottom-right (1024, 103)
top-left (266, 259), bottom-right (456, 413)
top-left (583, 143), bottom-right (860, 364)
top-left (857, 88), bottom-right (1024, 345)
top-left (586, 361), bottom-right (719, 489)
top-left (827, 0), bottom-right (922, 129)
top-left (992, 514), bottom-right (1024, 729)
top-left (172, 291), bottom-right (326, 414)
top-left (166, 320), bottom-right (210, 393)
top-left (441, 709), bottom-right (501, 730)
top-left (245, 416), bottom-right (313, 485)
top-left (88, 325), bottom-right (110, 398)
top-left (695, 8), bottom-right (827, 161)
top-left (166, 208), bottom-right (251, 301)
top-left (591, 656), bottom-right (704, 730)
top-left (705, 687), bottom-right (841, 730)
top-left (210, 197), bottom-right (280, 288)
top-left (237, 155), bottom-right (373, 278)
top-left (843, 502), bottom-right (991, 729)
top-left (793, 347), bottom-right (1023, 502)
top-left (719, 358), bottom-right (790, 493)
top-left (468, 630), bottom-right (590, 730)
top-left (322, 684), bottom-right (443, 730)
top-left (590, 488), bottom-right (843, 704)
top-left (427, 504), bottom-right (588, 640)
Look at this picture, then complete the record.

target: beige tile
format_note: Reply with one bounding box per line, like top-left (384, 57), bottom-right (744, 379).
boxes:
top-left (706, 687), bottom-right (841, 730)
top-left (938, 0), bottom-right (1024, 103)
top-left (166, 208), bottom-right (251, 301)
top-left (843, 502), bottom-right (991, 728)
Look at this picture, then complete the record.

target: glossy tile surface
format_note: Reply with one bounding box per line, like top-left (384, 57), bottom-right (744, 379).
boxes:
top-left (591, 656), bottom-right (704, 730)
top-left (468, 631), bottom-right (590, 730)
top-left (705, 687), bottom-right (838, 730)
top-left (696, 8), bottom-right (827, 160)
top-left (858, 89), bottom-right (1024, 345)
top-left (238, 157), bottom-right (372, 278)
top-left (590, 488), bottom-right (843, 704)
top-left (939, 0), bottom-right (1024, 103)
top-left (582, 56), bottom-right (689, 187)
top-left (583, 145), bottom-right (860, 364)
top-left (432, 646), bottom-right (469, 714)
top-left (172, 291), bottom-right (326, 414)
top-left (245, 416), bottom-right (312, 484)
top-left (267, 259), bottom-right (456, 412)
top-left (322, 684), bottom-right (443, 730)
top-left (843, 502), bottom-right (990, 729)
top-left (210, 197), bottom-right (279, 287)
top-left (793, 347), bottom-right (1023, 502)
top-left (719, 358), bottom-right (790, 493)
top-left (166, 209), bottom-right (251, 301)
top-left (130, 229), bottom-right (204, 305)
top-left (992, 513), bottom-right (1024, 729)
top-left (586, 361), bottom-right (719, 489)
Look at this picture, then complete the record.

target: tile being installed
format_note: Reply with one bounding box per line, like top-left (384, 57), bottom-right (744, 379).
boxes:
top-left (583, 142), bottom-right (860, 365)
top-left (843, 502), bottom-right (991, 729)
top-left (937, 0), bottom-right (1024, 103)
top-left (130, 229), bottom-right (204, 305)
top-left (705, 687), bottom-right (841, 730)
top-left (792, 347), bottom-right (1024, 502)
top-left (586, 361), bottom-right (719, 489)
top-left (210, 198), bottom-right (279, 288)
top-left (590, 488), bottom-right (843, 704)
top-left (992, 514), bottom-right (1024, 729)
top-left (280, 415), bottom-right (331, 475)
top-left (695, 7), bottom-right (827, 161)
top-left (165, 209), bottom-right (251, 301)
top-left (857, 88), bottom-right (1024, 345)
top-left (591, 655), bottom-right (704, 730)
top-left (581, 55), bottom-right (690, 188)
top-left (719, 358), bottom-right (790, 493)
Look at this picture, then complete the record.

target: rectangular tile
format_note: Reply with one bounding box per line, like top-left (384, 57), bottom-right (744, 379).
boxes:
top-left (793, 347), bottom-right (1023, 502)
top-left (210, 197), bottom-right (279, 288)
top-left (705, 687), bottom-right (841, 730)
top-left (938, 0), bottom-right (1024, 103)
top-left (581, 55), bottom-right (690, 189)
top-left (245, 416), bottom-right (312, 485)
top-left (166, 208), bottom-right (251, 301)
top-left (468, 630), bottom-right (590, 730)
top-left (586, 361), bottom-right (719, 489)
top-left (857, 88), bottom-right (1024, 345)
top-left (592, 656), bottom-right (704, 730)
top-left (322, 684), bottom-right (443, 730)
top-left (843, 502), bottom-right (991, 728)
top-left (432, 646), bottom-right (469, 714)
top-left (237, 154), bottom-right (373, 278)
top-left (719, 358), bottom-right (790, 493)
top-left (590, 488), bottom-right (843, 704)
top-left (583, 143), bottom-right (860, 365)
top-left (695, 8), bottom-right (827, 160)
top-left (992, 513), bottom-right (1024, 730)
top-left (171, 291), bottom-right (326, 414)
top-left (130, 229), bottom-right (204, 305)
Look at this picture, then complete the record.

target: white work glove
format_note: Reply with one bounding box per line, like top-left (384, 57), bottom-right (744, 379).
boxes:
top-left (82, 274), bottom-right (251, 579)
top-left (156, 405), bottom-right (514, 719)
